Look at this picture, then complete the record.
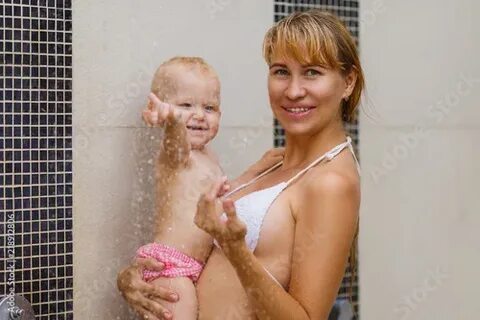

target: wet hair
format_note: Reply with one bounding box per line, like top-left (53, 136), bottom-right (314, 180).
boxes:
top-left (263, 9), bottom-right (365, 123)
top-left (150, 56), bottom-right (220, 101)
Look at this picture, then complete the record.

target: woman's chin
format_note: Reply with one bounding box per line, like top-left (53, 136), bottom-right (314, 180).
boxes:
top-left (278, 121), bottom-right (317, 136)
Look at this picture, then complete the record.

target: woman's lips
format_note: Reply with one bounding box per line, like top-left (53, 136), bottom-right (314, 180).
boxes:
top-left (281, 106), bottom-right (315, 119)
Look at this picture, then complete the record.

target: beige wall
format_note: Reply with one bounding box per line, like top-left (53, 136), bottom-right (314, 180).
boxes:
top-left (72, 0), bottom-right (273, 318)
top-left (359, 0), bottom-right (480, 319)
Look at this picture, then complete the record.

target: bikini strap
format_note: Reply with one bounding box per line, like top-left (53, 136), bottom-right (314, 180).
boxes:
top-left (225, 136), bottom-right (360, 197)
top-left (224, 160), bottom-right (284, 198)
top-left (284, 136), bottom-right (353, 187)
top-left (347, 141), bottom-right (362, 176)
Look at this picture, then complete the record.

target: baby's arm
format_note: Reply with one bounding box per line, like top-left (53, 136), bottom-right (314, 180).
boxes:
top-left (144, 93), bottom-right (190, 169)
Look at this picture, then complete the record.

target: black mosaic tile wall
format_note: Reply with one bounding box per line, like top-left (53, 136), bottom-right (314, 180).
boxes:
top-left (272, 1), bottom-right (360, 318)
top-left (1, 0), bottom-right (73, 319)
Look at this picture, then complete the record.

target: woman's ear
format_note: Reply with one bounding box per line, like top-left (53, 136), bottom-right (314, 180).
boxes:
top-left (343, 68), bottom-right (358, 100)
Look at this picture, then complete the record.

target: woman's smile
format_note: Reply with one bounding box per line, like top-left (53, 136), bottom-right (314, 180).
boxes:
top-left (281, 105), bottom-right (316, 120)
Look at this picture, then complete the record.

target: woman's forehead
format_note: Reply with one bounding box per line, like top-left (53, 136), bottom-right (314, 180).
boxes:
top-left (269, 48), bottom-right (333, 68)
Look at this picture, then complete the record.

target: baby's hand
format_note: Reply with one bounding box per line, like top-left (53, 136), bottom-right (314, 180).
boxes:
top-left (142, 93), bottom-right (181, 127)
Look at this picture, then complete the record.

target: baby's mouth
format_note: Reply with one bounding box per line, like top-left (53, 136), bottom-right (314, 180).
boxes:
top-left (186, 125), bottom-right (208, 131)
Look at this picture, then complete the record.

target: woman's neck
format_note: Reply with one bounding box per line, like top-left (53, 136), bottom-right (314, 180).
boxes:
top-left (281, 124), bottom-right (347, 171)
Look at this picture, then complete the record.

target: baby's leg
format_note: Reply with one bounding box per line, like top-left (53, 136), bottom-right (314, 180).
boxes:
top-left (150, 276), bottom-right (197, 320)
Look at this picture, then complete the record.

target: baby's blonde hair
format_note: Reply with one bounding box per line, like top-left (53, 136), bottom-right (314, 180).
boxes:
top-left (263, 10), bottom-right (364, 123)
top-left (150, 56), bottom-right (219, 101)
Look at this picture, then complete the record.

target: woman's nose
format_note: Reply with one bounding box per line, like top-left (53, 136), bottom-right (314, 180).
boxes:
top-left (285, 77), bottom-right (306, 100)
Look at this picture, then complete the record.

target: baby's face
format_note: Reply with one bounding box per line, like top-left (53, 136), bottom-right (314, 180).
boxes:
top-left (166, 66), bottom-right (221, 150)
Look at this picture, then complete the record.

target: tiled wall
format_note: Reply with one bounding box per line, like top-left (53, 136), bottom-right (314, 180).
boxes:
top-left (272, 1), bottom-right (360, 317)
top-left (0, 0), bottom-right (73, 319)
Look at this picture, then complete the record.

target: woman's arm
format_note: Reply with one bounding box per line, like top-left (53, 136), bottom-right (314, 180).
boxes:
top-left (196, 171), bottom-right (359, 320)
top-left (117, 258), bottom-right (179, 320)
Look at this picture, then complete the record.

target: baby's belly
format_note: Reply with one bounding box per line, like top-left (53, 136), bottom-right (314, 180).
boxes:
top-left (197, 248), bottom-right (257, 320)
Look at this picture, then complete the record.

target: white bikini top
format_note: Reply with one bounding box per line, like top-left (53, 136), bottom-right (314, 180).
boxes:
top-left (215, 136), bottom-right (360, 253)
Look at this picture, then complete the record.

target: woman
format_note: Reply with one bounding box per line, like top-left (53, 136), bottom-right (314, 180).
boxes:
top-left (118, 9), bottom-right (364, 320)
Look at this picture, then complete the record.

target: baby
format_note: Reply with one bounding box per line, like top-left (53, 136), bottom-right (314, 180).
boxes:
top-left (136, 56), bottom-right (283, 319)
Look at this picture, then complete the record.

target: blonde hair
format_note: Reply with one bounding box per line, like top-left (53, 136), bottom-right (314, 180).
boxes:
top-left (150, 56), bottom-right (219, 101)
top-left (263, 10), bottom-right (364, 123)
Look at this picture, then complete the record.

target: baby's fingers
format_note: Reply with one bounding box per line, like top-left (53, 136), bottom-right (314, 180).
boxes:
top-left (142, 110), bottom-right (153, 127)
top-left (142, 109), bottom-right (160, 127)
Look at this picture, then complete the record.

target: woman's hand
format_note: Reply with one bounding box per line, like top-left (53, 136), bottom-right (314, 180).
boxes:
top-left (247, 147), bottom-right (285, 176)
top-left (117, 258), bottom-right (179, 320)
top-left (229, 147), bottom-right (285, 191)
top-left (194, 178), bottom-right (247, 248)
top-left (142, 93), bottom-right (182, 127)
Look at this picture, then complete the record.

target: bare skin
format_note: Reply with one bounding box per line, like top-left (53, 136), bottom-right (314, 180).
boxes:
top-left (119, 19), bottom-right (361, 317)
top-left (195, 147), bottom-right (359, 319)
top-left (119, 142), bottom-right (358, 320)
top-left (119, 88), bottom-right (285, 319)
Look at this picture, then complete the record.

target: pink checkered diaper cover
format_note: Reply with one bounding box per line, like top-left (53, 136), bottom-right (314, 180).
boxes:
top-left (136, 243), bottom-right (204, 282)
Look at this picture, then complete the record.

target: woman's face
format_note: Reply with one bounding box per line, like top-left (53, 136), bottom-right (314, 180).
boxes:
top-left (267, 55), bottom-right (353, 136)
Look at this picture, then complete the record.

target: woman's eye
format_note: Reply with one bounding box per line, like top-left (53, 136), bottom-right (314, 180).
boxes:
top-left (273, 69), bottom-right (289, 76)
top-left (305, 69), bottom-right (322, 77)
top-left (179, 103), bottom-right (192, 108)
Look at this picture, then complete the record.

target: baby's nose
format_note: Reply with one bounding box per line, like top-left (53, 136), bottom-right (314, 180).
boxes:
top-left (192, 106), bottom-right (206, 119)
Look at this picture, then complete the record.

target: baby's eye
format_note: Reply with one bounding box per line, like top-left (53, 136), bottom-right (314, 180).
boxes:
top-left (205, 105), bottom-right (217, 112)
top-left (305, 69), bottom-right (322, 77)
top-left (179, 103), bottom-right (192, 108)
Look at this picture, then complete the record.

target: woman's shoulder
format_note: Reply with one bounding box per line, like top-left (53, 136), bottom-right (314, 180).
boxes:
top-left (290, 157), bottom-right (360, 220)
top-left (303, 150), bottom-right (359, 190)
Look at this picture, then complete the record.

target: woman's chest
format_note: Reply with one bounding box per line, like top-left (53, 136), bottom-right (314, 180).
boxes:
top-left (253, 191), bottom-right (296, 286)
